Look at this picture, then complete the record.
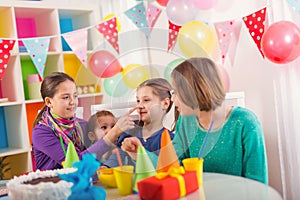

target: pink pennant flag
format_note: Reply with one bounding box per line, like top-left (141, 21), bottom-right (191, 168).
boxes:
top-left (168, 20), bottom-right (181, 52)
top-left (96, 17), bottom-right (120, 54)
top-left (243, 7), bottom-right (267, 58)
top-left (227, 21), bottom-right (242, 65)
top-left (214, 20), bottom-right (235, 64)
top-left (146, 3), bottom-right (162, 34)
top-left (23, 38), bottom-right (50, 79)
top-left (0, 39), bottom-right (15, 80)
top-left (63, 29), bottom-right (88, 67)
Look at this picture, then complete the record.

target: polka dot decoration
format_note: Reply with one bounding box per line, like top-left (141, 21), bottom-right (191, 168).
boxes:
top-left (243, 7), bottom-right (267, 57)
top-left (23, 38), bottom-right (50, 79)
top-left (214, 21), bottom-right (235, 64)
top-left (96, 17), bottom-right (120, 54)
top-left (63, 29), bottom-right (88, 67)
top-left (168, 20), bottom-right (182, 51)
top-left (0, 39), bottom-right (15, 79)
top-left (146, 3), bottom-right (161, 34)
top-left (124, 2), bottom-right (149, 37)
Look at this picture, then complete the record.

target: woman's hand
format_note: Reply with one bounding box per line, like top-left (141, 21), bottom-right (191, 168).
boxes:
top-left (121, 137), bottom-right (142, 160)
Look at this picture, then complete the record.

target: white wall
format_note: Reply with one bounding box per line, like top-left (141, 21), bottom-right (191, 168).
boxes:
top-left (94, 0), bottom-right (300, 198)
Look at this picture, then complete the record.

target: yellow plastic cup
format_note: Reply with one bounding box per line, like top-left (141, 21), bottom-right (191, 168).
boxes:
top-left (97, 168), bottom-right (117, 188)
top-left (113, 165), bottom-right (134, 196)
top-left (182, 158), bottom-right (204, 187)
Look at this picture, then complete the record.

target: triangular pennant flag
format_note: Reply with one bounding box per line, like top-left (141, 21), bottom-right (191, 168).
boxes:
top-left (168, 20), bottom-right (182, 52)
top-left (287, 0), bottom-right (300, 16)
top-left (63, 142), bottom-right (80, 168)
top-left (156, 129), bottom-right (180, 173)
top-left (243, 7), bottom-right (267, 58)
top-left (124, 2), bottom-right (150, 37)
top-left (227, 21), bottom-right (242, 66)
top-left (134, 146), bottom-right (156, 192)
top-left (0, 39), bottom-right (15, 80)
top-left (23, 38), bottom-right (50, 79)
top-left (146, 3), bottom-right (161, 34)
top-left (96, 17), bottom-right (120, 54)
top-left (63, 29), bottom-right (88, 67)
top-left (214, 20), bottom-right (235, 64)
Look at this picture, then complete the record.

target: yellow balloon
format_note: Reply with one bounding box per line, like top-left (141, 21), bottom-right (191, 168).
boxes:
top-left (103, 14), bottom-right (121, 32)
top-left (178, 20), bottom-right (216, 58)
top-left (122, 64), bottom-right (150, 89)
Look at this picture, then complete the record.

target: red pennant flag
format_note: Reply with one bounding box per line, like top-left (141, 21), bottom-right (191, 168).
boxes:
top-left (0, 39), bottom-right (16, 79)
top-left (168, 20), bottom-right (182, 52)
top-left (243, 7), bottom-right (267, 58)
top-left (96, 17), bottom-right (120, 54)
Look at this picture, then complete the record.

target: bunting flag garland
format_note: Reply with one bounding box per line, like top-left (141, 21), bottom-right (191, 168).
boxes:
top-left (23, 38), bottom-right (50, 79)
top-left (96, 17), bottom-right (120, 54)
top-left (214, 20), bottom-right (235, 64)
top-left (146, 3), bottom-right (162, 34)
top-left (0, 39), bottom-right (15, 80)
top-left (243, 7), bottom-right (267, 58)
top-left (124, 2), bottom-right (150, 37)
top-left (227, 21), bottom-right (242, 65)
top-left (63, 29), bottom-right (88, 67)
top-left (167, 20), bottom-right (182, 51)
top-left (287, 0), bottom-right (300, 16)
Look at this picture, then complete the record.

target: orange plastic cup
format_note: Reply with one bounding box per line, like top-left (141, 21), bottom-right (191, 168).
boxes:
top-left (113, 165), bottom-right (134, 196)
top-left (182, 158), bottom-right (204, 187)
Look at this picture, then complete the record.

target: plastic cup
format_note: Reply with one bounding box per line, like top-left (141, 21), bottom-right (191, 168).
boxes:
top-left (182, 158), bottom-right (204, 187)
top-left (113, 165), bottom-right (134, 196)
top-left (97, 168), bottom-right (117, 188)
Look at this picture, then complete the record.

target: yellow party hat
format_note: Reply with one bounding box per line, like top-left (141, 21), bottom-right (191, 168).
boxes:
top-left (156, 129), bottom-right (180, 173)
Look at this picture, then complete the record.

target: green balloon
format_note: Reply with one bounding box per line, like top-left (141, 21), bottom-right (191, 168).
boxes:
top-left (164, 58), bottom-right (185, 83)
top-left (103, 73), bottom-right (128, 97)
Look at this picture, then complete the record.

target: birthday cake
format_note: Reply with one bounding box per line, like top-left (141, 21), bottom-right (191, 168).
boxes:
top-left (6, 168), bottom-right (76, 200)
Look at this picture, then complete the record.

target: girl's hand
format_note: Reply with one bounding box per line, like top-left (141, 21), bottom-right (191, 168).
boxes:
top-left (121, 137), bottom-right (142, 160)
top-left (103, 106), bottom-right (138, 146)
top-left (115, 106), bottom-right (138, 134)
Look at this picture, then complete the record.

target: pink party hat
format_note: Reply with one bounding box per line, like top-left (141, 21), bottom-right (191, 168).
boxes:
top-left (63, 142), bottom-right (79, 168)
top-left (156, 129), bottom-right (180, 173)
top-left (134, 146), bottom-right (156, 192)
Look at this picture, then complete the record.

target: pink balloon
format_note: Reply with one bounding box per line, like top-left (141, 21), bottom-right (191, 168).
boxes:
top-left (89, 50), bottom-right (122, 78)
top-left (218, 66), bottom-right (230, 92)
top-left (166, 0), bottom-right (198, 25)
top-left (191, 0), bottom-right (218, 10)
top-left (156, 0), bottom-right (169, 7)
top-left (261, 21), bottom-right (300, 64)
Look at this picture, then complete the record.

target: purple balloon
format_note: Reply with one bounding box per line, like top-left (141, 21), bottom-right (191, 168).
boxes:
top-left (166, 0), bottom-right (198, 25)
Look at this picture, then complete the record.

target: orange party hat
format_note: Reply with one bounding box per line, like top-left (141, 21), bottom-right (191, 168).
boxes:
top-left (156, 129), bottom-right (180, 172)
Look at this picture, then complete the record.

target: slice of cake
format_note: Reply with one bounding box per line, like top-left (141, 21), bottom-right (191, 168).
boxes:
top-left (6, 168), bottom-right (76, 200)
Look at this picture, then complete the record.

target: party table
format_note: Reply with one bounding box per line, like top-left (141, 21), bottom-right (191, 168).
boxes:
top-left (0, 173), bottom-right (282, 200)
top-left (102, 172), bottom-right (282, 200)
